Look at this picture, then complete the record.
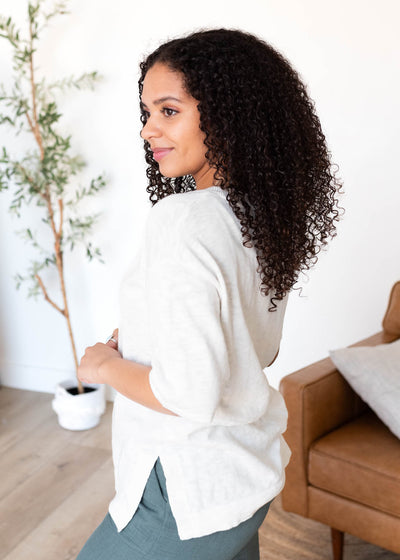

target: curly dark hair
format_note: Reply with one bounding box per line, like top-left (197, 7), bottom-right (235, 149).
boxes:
top-left (138, 28), bottom-right (342, 310)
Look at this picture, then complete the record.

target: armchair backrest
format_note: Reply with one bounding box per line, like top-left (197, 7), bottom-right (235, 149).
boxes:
top-left (382, 281), bottom-right (400, 336)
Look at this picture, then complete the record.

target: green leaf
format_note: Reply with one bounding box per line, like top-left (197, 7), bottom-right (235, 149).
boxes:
top-left (0, 115), bottom-right (16, 126)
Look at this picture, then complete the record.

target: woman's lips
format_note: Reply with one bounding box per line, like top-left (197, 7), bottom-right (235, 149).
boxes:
top-left (152, 148), bottom-right (173, 161)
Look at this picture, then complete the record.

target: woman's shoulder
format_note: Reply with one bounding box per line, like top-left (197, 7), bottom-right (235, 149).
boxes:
top-left (145, 189), bottom-right (241, 260)
top-left (149, 191), bottom-right (192, 218)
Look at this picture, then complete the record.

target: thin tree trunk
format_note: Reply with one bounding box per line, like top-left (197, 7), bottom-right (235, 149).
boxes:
top-left (28, 19), bottom-right (83, 394)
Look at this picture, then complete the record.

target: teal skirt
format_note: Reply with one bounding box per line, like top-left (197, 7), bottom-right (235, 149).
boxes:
top-left (76, 457), bottom-right (271, 560)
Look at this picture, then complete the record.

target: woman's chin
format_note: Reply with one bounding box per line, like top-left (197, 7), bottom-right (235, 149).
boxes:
top-left (158, 166), bottom-right (182, 180)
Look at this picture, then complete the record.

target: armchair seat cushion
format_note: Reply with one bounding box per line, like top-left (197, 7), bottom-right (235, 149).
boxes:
top-left (309, 412), bottom-right (400, 517)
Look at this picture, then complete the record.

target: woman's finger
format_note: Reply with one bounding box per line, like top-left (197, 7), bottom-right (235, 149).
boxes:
top-left (106, 328), bottom-right (119, 349)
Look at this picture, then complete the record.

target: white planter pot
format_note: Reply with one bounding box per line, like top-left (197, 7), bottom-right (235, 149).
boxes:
top-left (52, 379), bottom-right (106, 431)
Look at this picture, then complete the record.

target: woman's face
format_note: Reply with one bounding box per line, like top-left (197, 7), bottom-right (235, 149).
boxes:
top-left (140, 62), bottom-right (216, 189)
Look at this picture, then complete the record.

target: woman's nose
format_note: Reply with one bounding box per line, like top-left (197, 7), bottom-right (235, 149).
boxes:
top-left (140, 117), bottom-right (161, 141)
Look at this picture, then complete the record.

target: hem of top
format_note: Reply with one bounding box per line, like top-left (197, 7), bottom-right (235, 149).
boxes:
top-left (108, 477), bottom-right (285, 541)
top-left (173, 478), bottom-right (285, 540)
top-left (159, 451), bottom-right (286, 540)
top-left (108, 450), bottom-right (286, 540)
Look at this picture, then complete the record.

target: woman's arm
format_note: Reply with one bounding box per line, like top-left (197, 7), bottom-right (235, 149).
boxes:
top-left (77, 335), bottom-right (179, 417)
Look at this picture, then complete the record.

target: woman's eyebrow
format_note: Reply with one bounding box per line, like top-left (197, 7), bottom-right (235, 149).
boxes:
top-left (141, 96), bottom-right (183, 107)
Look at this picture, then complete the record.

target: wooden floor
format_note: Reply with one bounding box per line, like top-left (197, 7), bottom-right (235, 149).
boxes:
top-left (1, 387), bottom-right (398, 560)
top-left (0, 386), bottom-right (114, 560)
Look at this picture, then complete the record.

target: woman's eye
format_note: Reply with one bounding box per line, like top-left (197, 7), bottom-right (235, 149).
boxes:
top-left (163, 107), bottom-right (177, 117)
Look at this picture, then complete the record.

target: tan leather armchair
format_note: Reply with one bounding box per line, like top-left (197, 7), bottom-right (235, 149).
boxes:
top-left (279, 282), bottom-right (400, 560)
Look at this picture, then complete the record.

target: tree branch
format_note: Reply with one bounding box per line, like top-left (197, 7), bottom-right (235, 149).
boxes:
top-left (25, 109), bottom-right (35, 134)
top-left (35, 273), bottom-right (65, 315)
top-left (58, 198), bottom-right (63, 237)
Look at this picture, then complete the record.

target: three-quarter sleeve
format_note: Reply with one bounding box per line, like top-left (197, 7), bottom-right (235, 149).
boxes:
top-left (145, 196), bottom-right (230, 424)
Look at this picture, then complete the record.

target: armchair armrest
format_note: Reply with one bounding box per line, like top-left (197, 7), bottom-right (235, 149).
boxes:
top-left (279, 330), bottom-right (397, 516)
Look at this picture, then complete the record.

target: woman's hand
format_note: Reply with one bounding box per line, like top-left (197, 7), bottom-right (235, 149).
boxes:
top-left (78, 329), bottom-right (121, 385)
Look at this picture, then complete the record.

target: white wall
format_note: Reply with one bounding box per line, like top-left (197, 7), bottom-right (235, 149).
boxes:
top-left (0, 0), bottom-right (399, 398)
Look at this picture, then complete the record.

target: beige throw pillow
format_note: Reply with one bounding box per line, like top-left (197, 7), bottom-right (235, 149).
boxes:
top-left (329, 339), bottom-right (400, 439)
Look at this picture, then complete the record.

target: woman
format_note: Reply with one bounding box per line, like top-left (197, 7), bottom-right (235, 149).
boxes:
top-left (76, 29), bottom-right (341, 559)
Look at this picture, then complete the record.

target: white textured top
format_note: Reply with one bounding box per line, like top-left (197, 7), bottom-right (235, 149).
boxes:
top-left (109, 186), bottom-right (291, 540)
